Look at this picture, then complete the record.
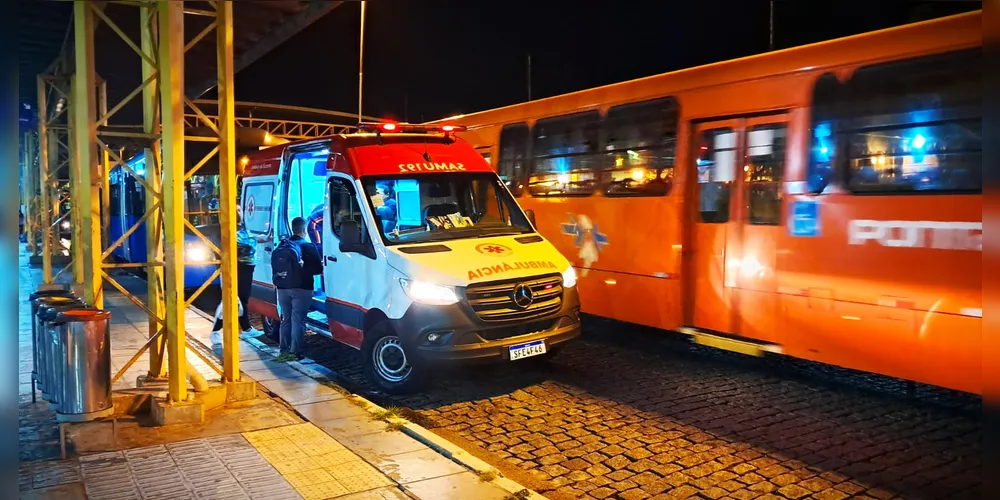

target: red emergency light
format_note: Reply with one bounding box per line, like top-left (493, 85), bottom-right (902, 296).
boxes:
top-left (358, 122), bottom-right (467, 134)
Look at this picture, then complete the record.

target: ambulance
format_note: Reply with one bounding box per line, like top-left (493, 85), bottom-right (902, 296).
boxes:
top-left (240, 123), bottom-right (582, 392)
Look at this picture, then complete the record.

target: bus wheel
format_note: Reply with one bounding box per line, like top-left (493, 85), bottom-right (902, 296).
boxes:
top-left (362, 322), bottom-right (424, 394)
top-left (261, 315), bottom-right (279, 341)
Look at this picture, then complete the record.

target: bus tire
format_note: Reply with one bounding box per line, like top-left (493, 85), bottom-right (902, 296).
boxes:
top-left (362, 322), bottom-right (424, 394)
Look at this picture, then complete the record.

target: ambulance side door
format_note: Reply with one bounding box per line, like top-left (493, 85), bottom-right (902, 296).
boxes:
top-left (241, 177), bottom-right (278, 286)
top-left (323, 174), bottom-right (376, 348)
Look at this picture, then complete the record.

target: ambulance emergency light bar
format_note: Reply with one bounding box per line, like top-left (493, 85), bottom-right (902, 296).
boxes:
top-left (357, 122), bottom-right (467, 134)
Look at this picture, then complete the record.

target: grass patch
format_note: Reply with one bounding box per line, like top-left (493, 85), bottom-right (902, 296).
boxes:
top-left (384, 420), bottom-right (405, 432)
top-left (503, 489), bottom-right (530, 500)
top-left (370, 405), bottom-right (405, 422)
top-left (315, 379), bottom-right (350, 396)
top-left (476, 469), bottom-right (499, 482)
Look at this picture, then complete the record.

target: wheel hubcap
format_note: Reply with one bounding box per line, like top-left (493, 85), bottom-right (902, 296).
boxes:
top-left (373, 336), bottom-right (411, 383)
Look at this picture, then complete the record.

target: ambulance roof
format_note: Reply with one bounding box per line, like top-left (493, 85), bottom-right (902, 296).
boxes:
top-left (240, 133), bottom-right (494, 179)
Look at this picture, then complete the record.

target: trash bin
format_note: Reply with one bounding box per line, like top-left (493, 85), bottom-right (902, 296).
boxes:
top-left (30, 291), bottom-right (77, 382)
top-left (54, 309), bottom-right (113, 422)
top-left (33, 296), bottom-right (83, 401)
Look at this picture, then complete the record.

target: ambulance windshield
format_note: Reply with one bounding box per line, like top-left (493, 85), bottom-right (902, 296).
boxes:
top-left (361, 172), bottom-right (534, 245)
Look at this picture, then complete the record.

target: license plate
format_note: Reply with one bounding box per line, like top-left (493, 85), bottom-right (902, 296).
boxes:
top-left (509, 340), bottom-right (546, 361)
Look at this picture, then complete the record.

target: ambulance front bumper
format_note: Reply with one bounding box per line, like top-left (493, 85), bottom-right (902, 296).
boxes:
top-left (392, 287), bottom-right (582, 363)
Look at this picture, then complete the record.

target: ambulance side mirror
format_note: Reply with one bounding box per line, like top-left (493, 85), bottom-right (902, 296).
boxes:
top-left (524, 209), bottom-right (537, 228)
top-left (338, 220), bottom-right (365, 253)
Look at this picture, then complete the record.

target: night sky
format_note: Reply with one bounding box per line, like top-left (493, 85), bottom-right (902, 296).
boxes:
top-left (231, 0), bottom-right (979, 122)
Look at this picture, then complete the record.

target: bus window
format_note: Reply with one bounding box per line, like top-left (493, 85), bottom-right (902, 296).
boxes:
top-left (697, 129), bottom-right (736, 223)
top-left (497, 124), bottom-right (528, 196)
top-left (529, 111), bottom-right (600, 197)
top-left (809, 48), bottom-right (981, 194)
top-left (746, 124), bottom-right (786, 225)
top-left (846, 120), bottom-right (980, 193)
top-left (476, 147), bottom-right (492, 166)
top-left (109, 175), bottom-right (121, 217)
top-left (602, 97), bottom-right (678, 197)
top-left (128, 176), bottom-right (145, 215)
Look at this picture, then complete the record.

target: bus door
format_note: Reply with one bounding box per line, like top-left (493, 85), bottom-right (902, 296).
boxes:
top-left (685, 119), bottom-right (741, 335)
top-left (685, 114), bottom-right (788, 343)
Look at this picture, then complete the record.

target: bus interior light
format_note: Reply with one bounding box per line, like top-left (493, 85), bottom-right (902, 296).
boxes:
top-left (911, 134), bottom-right (927, 149)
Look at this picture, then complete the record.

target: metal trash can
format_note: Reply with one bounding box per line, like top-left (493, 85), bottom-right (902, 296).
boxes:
top-left (31, 292), bottom-right (77, 375)
top-left (33, 297), bottom-right (83, 401)
top-left (55, 309), bottom-right (114, 422)
top-left (30, 292), bottom-right (77, 394)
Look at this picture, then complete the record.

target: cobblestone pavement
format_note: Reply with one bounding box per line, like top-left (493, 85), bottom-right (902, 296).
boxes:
top-left (247, 315), bottom-right (981, 500)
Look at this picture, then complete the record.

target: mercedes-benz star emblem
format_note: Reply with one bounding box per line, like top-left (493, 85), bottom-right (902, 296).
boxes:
top-left (511, 284), bottom-right (534, 309)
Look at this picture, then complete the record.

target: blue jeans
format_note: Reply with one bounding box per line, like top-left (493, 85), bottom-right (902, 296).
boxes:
top-left (277, 288), bottom-right (312, 356)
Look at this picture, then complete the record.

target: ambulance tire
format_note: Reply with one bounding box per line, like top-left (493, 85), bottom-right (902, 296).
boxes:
top-left (362, 322), bottom-right (425, 394)
top-left (261, 315), bottom-right (279, 341)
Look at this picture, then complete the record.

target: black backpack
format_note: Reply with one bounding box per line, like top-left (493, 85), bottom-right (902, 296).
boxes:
top-left (271, 238), bottom-right (304, 289)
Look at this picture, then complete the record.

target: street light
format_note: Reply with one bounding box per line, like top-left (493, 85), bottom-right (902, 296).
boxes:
top-left (358, 1), bottom-right (366, 123)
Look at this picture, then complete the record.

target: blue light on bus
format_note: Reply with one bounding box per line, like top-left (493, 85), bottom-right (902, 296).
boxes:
top-left (911, 134), bottom-right (927, 150)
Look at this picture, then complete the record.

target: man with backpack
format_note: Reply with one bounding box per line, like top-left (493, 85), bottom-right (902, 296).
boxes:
top-left (271, 217), bottom-right (322, 361)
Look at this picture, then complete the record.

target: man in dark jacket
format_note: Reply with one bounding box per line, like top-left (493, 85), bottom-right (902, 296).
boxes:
top-left (275, 217), bottom-right (322, 361)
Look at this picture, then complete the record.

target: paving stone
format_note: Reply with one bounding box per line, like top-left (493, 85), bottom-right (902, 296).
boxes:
top-left (219, 271), bottom-right (983, 500)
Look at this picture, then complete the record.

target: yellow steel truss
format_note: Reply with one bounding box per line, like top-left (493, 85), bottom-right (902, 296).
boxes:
top-left (24, 0), bottom-right (364, 410)
top-left (60, 0), bottom-right (247, 405)
top-left (35, 75), bottom-right (75, 284)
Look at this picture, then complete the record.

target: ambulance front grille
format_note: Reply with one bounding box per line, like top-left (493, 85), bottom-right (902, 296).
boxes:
top-left (465, 274), bottom-right (563, 323)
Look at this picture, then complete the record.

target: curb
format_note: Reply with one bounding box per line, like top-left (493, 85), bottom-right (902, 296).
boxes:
top-left (238, 333), bottom-right (545, 500)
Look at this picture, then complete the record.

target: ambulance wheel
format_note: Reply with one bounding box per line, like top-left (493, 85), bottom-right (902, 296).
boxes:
top-left (363, 322), bottom-right (424, 394)
top-left (261, 315), bottom-right (279, 341)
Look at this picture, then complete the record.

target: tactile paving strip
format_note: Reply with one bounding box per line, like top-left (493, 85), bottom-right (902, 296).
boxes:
top-left (245, 423), bottom-right (398, 498)
top-left (72, 435), bottom-right (302, 500)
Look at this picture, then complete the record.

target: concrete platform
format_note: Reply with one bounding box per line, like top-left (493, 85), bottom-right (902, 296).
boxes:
top-left (18, 250), bottom-right (511, 500)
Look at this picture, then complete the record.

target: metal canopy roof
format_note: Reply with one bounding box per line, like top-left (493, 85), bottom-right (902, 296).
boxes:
top-left (18, 0), bottom-right (343, 110)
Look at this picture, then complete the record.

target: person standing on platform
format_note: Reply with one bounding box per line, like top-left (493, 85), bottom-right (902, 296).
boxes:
top-left (272, 217), bottom-right (322, 361)
top-left (211, 207), bottom-right (268, 340)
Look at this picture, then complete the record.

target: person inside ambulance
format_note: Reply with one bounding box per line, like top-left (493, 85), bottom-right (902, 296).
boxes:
top-left (306, 203), bottom-right (324, 248)
top-left (305, 203), bottom-right (325, 293)
top-left (373, 181), bottom-right (398, 233)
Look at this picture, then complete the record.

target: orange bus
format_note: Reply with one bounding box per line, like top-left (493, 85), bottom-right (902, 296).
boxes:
top-left (430, 11), bottom-right (982, 395)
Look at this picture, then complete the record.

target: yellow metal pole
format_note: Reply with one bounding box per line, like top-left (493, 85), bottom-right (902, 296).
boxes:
top-left (68, 78), bottom-right (84, 285)
top-left (159, 0), bottom-right (187, 403)
top-left (22, 132), bottom-right (36, 254)
top-left (100, 81), bottom-right (110, 253)
top-left (217, 0), bottom-right (240, 382)
top-left (73, 1), bottom-right (103, 308)
top-left (37, 76), bottom-right (53, 283)
top-left (141, 2), bottom-right (167, 379)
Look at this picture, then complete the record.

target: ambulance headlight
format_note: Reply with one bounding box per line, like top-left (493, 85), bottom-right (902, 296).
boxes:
top-left (399, 279), bottom-right (459, 306)
top-left (562, 266), bottom-right (577, 288)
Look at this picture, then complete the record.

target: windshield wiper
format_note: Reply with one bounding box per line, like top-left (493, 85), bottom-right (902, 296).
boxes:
top-left (477, 228), bottom-right (531, 237)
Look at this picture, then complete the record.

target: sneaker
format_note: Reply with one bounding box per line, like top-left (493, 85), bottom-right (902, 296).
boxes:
top-left (241, 328), bottom-right (264, 338)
